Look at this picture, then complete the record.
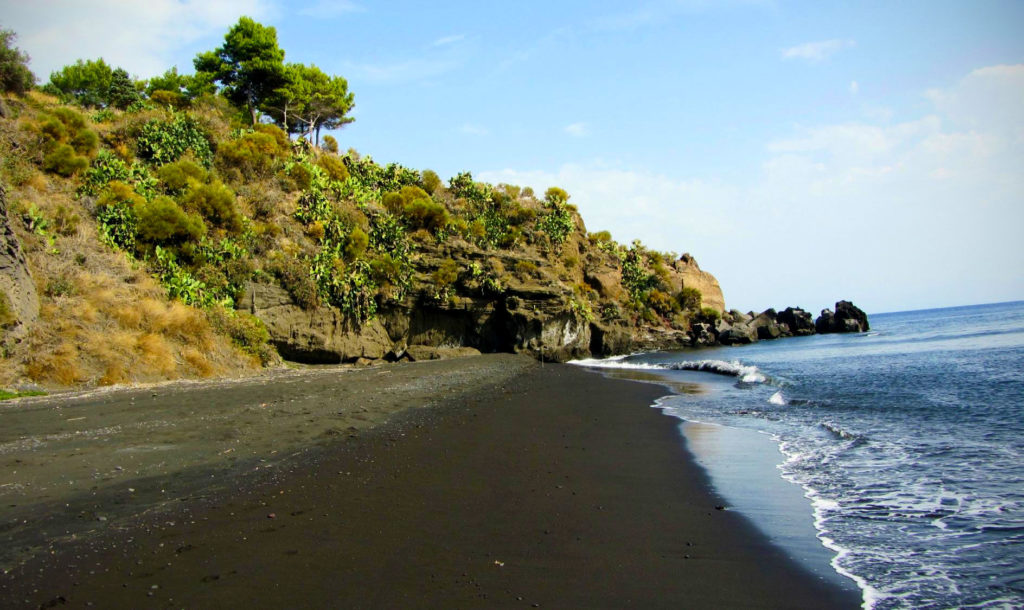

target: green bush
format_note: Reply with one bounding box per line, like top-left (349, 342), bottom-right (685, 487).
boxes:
top-left (513, 260), bottom-right (538, 279)
top-left (135, 195), bottom-right (206, 248)
top-left (287, 163), bottom-right (312, 191)
top-left (321, 134), bottom-right (338, 153)
top-left (403, 198), bottom-right (449, 232)
top-left (43, 144), bottom-right (89, 176)
top-left (35, 107), bottom-right (97, 176)
top-left (95, 182), bottom-right (143, 250)
top-left (677, 287), bottom-right (702, 311)
top-left (344, 226), bottom-right (368, 261)
top-left (182, 181), bottom-right (243, 233)
top-left (269, 257), bottom-right (320, 310)
top-left (79, 150), bottom-right (157, 198)
top-left (156, 158), bottom-right (208, 194)
top-left (645, 289), bottom-right (679, 316)
top-left (216, 128), bottom-right (288, 179)
top-left (316, 154), bottom-right (349, 182)
top-left (421, 169), bottom-right (442, 194)
top-left (538, 202), bottom-right (574, 247)
top-left (137, 114), bottom-right (212, 166)
top-left (694, 306), bottom-right (721, 325)
top-left (382, 192), bottom-right (403, 215)
top-left (206, 306), bottom-right (274, 363)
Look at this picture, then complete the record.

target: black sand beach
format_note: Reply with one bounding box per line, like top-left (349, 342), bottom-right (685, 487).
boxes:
top-left (1, 355), bottom-right (860, 608)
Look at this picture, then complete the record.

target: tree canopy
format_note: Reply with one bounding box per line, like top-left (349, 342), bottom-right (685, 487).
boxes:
top-left (194, 16), bottom-right (286, 125)
top-left (0, 28), bottom-right (35, 95)
top-left (265, 63), bottom-right (354, 144)
top-left (43, 58), bottom-right (116, 108)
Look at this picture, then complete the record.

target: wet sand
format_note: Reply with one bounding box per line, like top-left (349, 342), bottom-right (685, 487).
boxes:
top-left (0, 355), bottom-right (859, 608)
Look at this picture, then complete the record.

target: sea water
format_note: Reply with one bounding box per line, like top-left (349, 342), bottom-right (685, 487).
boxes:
top-left (573, 301), bottom-right (1024, 609)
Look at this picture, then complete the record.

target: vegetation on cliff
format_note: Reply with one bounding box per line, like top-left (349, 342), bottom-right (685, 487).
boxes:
top-left (0, 19), bottom-right (722, 389)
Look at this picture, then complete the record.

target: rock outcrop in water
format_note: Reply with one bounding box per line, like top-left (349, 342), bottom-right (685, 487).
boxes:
top-left (816, 300), bottom-right (870, 333)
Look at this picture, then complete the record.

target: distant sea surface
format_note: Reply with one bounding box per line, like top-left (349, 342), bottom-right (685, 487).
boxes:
top-left (574, 301), bottom-right (1024, 609)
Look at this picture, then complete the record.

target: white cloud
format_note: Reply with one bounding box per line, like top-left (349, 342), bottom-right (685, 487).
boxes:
top-left (298, 0), bottom-right (363, 18)
top-left (781, 38), bottom-right (855, 62)
top-left (481, 64), bottom-right (1024, 313)
top-left (0, 0), bottom-right (275, 78)
top-left (564, 122), bottom-right (589, 137)
top-left (460, 123), bottom-right (489, 136)
top-left (431, 34), bottom-right (465, 47)
top-left (849, 80), bottom-right (859, 94)
top-left (344, 57), bottom-right (459, 84)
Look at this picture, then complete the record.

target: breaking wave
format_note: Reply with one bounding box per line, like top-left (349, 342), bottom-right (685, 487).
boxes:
top-left (570, 357), bottom-right (767, 384)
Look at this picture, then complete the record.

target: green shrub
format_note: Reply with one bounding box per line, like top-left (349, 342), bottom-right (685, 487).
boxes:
top-left (288, 163), bottom-right (312, 191)
top-left (43, 144), bottom-right (89, 176)
top-left (269, 257), bottom-right (320, 310)
top-left (538, 202), bottom-right (574, 247)
top-left (678, 286), bottom-right (702, 311)
top-left (206, 306), bottom-right (273, 363)
top-left (513, 260), bottom-right (538, 279)
top-left (694, 306), bottom-right (721, 325)
top-left (645, 289), bottom-right (679, 316)
top-left (137, 114), bottom-right (212, 166)
top-left (182, 181), bottom-right (243, 233)
top-left (382, 192), bottom-right (403, 215)
top-left (79, 150), bottom-right (157, 198)
top-left (589, 230), bottom-right (612, 244)
top-left (156, 158), bottom-right (207, 194)
top-left (403, 198), bottom-right (449, 232)
top-left (216, 129), bottom-right (288, 179)
top-left (135, 195), bottom-right (206, 248)
top-left (321, 134), bottom-right (338, 153)
top-left (316, 154), bottom-right (349, 182)
top-left (421, 169), bottom-right (442, 194)
top-left (95, 182), bottom-right (142, 250)
top-left (344, 226), bottom-right (369, 261)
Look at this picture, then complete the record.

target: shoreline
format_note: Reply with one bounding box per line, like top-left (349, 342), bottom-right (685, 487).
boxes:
top-left (1, 356), bottom-right (859, 608)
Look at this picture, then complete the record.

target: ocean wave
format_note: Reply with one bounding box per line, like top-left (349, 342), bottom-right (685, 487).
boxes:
top-left (570, 357), bottom-right (768, 383)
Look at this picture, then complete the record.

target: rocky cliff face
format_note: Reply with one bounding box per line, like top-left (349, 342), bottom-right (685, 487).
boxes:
top-left (672, 254), bottom-right (725, 313)
top-left (0, 184), bottom-right (39, 345)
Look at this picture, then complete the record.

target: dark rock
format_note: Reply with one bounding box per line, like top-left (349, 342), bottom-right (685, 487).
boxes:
top-left (777, 307), bottom-right (816, 336)
top-left (749, 308), bottom-right (784, 340)
top-left (816, 300), bottom-right (869, 333)
top-left (0, 184), bottom-right (40, 341)
top-left (690, 322), bottom-right (716, 346)
top-left (835, 300), bottom-right (870, 332)
top-left (815, 309), bottom-right (835, 333)
top-left (718, 321), bottom-right (757, 345)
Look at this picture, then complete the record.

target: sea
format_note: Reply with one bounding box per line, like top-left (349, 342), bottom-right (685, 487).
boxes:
top-left (572, 301), bottom-right (1024, 609)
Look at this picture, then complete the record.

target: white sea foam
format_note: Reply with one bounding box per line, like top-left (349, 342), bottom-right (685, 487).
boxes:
top-left (569, 357), bottom-right (768, 383)
top-left (769, 391), bottom-right (787, 405)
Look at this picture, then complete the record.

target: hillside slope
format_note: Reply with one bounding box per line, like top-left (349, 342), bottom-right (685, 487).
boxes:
top-left (0, 92), bottom-right (726, 389)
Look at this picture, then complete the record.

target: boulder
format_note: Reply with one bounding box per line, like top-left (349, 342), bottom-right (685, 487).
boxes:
top-left (750, 308), bottom-right (784, 340)
top-left (816, 300), bottom-right (869, 333)
top-left (815, 309), bottom-right (836, 334)
top-left (835, 300), bottom-right (870, 332)
top-left (690, 322), bottom-right (716, 346)
top-left (718, 321), bottom-right (758, 345)
top-left (778, 307), bottom-right (816, 336)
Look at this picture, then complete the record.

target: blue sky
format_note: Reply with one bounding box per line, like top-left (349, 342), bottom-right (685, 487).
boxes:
top-left (4, 0), bottom-right (1023, 314)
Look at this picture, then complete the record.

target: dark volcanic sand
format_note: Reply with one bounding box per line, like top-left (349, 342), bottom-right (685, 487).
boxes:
top-left (1, 356), bottom-right (860, 608)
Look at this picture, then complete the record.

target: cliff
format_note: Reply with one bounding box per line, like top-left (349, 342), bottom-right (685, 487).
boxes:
top-left (0, 92), bottom-right (737, 388)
